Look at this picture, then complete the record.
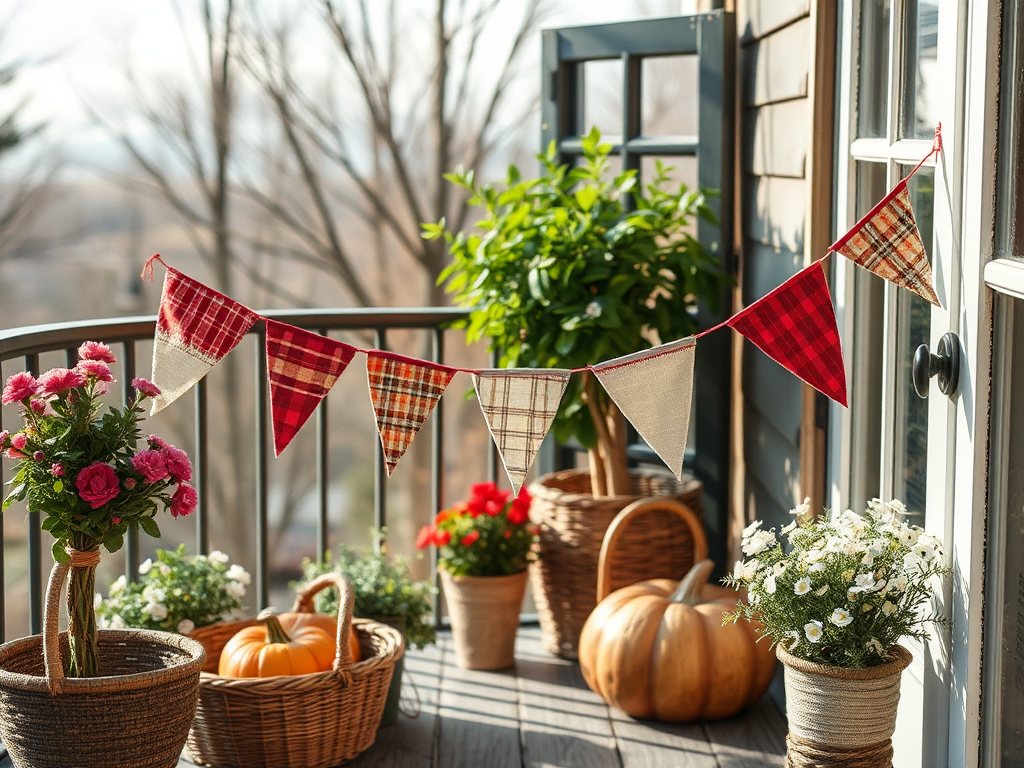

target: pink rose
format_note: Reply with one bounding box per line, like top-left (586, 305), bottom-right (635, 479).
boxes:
top-left (50, 463), bottom-right (64, 477)
top-left (75, 462), bottom-right (121, 509)
top-left (147, 435), bottom-right (168, 449)
top-left (0, 430), bottom-right (8, 447)
top-left (78, 341), bottom-right (116, 364)
top-left (11, 433), bottom-right (27, 450)
top-left (2, 372), bottom-right (38, 404)
top-left (76, 360), bottom-right (114, 383)
top-left (131, 450), bottom-right (169, 483)
top-left (32, 451), bottom-right (44, 462)
top-left (131, 378), bottom-right (161, 398)
top-left (123, 477), bottom-right (136, 490)
top-left (38, 368), bottom-right (86, 396)
top-left (170, 483), bottom-right (198, 518)
top-left (111, 516), bottom-right (122, 526)
top-left (162, 446), bottom-right (192, 483)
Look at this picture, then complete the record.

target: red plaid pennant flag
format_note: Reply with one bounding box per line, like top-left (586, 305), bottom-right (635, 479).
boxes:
top-left (728, 262), bottom-right (848, 407)
top-left (151, 267), bottom-right (259, 414)
top-left (266, 320), bottom-right (357, 456)
top-left (832, 180), bottom-right (940, 306)
top-left (366, 351), bottom-right (457, 476)
top-left (591, 336), bottom-right (697, 480)
top-left (473, 369), bottom-right (571, 494)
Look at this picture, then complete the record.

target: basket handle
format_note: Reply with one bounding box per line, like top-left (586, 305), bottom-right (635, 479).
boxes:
top-left (290, 572), bottom-right (356, 672)
top-left (596, 497), bottom-right (709, 602)
top-left (42, 561), bottom-right (70, 695)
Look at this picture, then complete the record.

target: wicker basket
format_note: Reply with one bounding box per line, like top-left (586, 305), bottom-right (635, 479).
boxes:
top-left (186, 572), bottom-right (404, 768)
top-left (0, 562), bottom-right (205, 768)
top-left (528, 468), bottom-right (704, 658)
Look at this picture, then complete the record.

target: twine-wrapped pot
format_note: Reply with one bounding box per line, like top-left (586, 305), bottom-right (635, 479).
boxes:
top-left (528, 468), bottom-right (703, 658)
top-left (440, 568), bottom-right (528, 670)
top-left (0, 561), bottom-right (205, 768)
top-left (186, 572), bottom-right (403, 768)
top-left (777, 644), bottom-right (914, 768)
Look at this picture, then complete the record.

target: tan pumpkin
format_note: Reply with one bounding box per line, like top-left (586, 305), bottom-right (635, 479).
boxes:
top-left (579, 559), bottom-right (775, 721)
top-left (218, 609), bottom-right (336, 677)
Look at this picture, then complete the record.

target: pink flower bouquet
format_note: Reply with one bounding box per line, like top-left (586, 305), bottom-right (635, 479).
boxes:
top-left (1, 341), bottom-right (194, 676)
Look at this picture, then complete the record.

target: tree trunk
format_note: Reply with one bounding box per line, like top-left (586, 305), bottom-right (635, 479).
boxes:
top-left (582, 372), bottom-right (631, 498)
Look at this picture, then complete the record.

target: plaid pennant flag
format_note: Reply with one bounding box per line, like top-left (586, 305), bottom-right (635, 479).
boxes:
top-left (366, 351), bottom-right (457, 476)
top-left (728, 261), bottom-right (848, 407)
top-left (265, 320), bottom-right (357, 456)
top-left (591, 336), bottom-right (697, 480)
top-left (150, 267), bottom-right (259, 415)
top-left (473, 369), bottom-right (572, 494)
top-left (832, 180), bottom-right (940, 306)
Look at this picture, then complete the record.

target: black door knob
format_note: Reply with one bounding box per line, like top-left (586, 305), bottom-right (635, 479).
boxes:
top-left (912, 332), bottom-right (960, 399)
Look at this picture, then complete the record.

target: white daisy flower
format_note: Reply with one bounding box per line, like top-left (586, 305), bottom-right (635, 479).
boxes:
top-left (781, 521), bottom-right (798, 535)
top-left (226, 581), bottom-right (246, 600)
top-left (773, 562), bottom-right (787, 577)
top-left (866, 637), bottom-right (885, 655)
top-left (94, 592), bottom-right (103, 609)
top-left (742, 530), bottom-right (776, 556)
top-left (108, 614), bottom-right (126, 629)
top-left (208, 550), bottom-right (230, 565)
top-left (146, 602), bottom-right (168, 621)
top-left (881, 601), bottom-right (897, 616)
top-left (733, 559), bottom-right (758, 580)
top-left (830, 608), bottom-right (854, 627)
top-left (804, 621), bottom-right (824, 643)
top-left (226, 564), bottom-right (251, 585)
top-left (742, 520), bottom-right (762, 540)
top-left (794, 577), bottom-right (812, 596)
top-left (177, 619), bottom-right (195, 635)
top-left (109, 575), bottom-right (127, 595)
top-left (138, 558), bottom-right (153, 575)
top-left (792, 497), bottom-right (812, 519)
top-left (892, 575), bottom-right (908, 592)
top-left (809, 562), bottom-right (826, 573)
top-left (764, 574), bottom-right (777, 595)
top-left (814, 584), bottom-right (829, 596)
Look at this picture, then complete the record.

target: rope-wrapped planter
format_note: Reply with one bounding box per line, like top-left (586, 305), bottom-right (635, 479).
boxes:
top-left (0, 559), bottom-right (205, 768)
top-left (528, 468), bottom-right (703, 658)
top-left (186, 572), bottom-right (404, 768)
top-left (777, 644), bottom-right (913, 768)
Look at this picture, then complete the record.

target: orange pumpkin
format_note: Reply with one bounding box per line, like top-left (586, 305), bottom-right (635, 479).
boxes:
top-left (579, 559), bottom-right (775, 721)
top-left (276, 611), bottom-right (362, 664)
top-left (218, 609), bottom-right (336, 677)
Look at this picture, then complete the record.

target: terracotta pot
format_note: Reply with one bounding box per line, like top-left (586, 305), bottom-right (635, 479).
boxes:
top-left (440, 569), bottom-right (528, 670)
top-left (776, 644), bottom-right (913, 768)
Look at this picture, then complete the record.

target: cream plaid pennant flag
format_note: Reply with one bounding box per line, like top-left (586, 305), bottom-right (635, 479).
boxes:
top-left (150, 267), bottom-right (259, 415)
top-left (473, 369), bottom-right (572, 495)
top-left (832, 180), bottom-right (941, 306)
top-left (366, 351), bottom-right (457, 476)
top-left (591, 336), bottom-right (697, 480)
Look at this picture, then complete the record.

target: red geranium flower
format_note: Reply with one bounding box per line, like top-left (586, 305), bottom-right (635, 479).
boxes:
top-left (507, 486), bottom-right (532, 526)
top-left (416, 524), bottom-right (436, 550)
top-left (434, 529), bottom-right (451, 546)
top-left (460, 530), bottom-right (480, 546)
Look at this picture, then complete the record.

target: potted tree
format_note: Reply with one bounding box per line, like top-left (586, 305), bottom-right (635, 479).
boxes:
top-left (424, 127), bottom-right (729, 656)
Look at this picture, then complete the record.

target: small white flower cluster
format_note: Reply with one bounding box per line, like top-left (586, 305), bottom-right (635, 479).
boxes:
top-left (726, 498), bottom-right (949, 669)
top-left (96, 545), bottom-right (250, 634)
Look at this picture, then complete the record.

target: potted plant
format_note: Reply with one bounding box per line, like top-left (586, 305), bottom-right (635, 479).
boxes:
top-left (296, 529), bottom-right (436, 726)
top-left (725, 498), bottom-right (950, 767)
top-left (416, 481), bottom-right (536, 670)
top-left (0, 342), bottom-right (205, 768)
top-left (424, 127), bottom-right (726, 656)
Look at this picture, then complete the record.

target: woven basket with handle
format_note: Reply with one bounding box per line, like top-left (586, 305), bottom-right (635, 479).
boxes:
top-left (0, 560), bottom-right (206, 768)
top-left (186, 572), bottom-right (403, 768)
top-left (528, 467), bottom-right (704, 658)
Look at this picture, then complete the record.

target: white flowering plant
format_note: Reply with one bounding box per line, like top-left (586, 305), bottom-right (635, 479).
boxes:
top-left (96, 544), bottom-right (249, 634)
top-left (724, 498), bottom-right (950, 669)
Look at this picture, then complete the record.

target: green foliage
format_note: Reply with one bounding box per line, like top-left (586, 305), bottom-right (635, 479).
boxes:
top-left (426, 127), bottom-right (730, 448)
top-left (295, 530), bottom-right (437, 650)
top-left (96, 545), bottom-right (250, 633)
top-left (724, 499), bottom-right (950, 669)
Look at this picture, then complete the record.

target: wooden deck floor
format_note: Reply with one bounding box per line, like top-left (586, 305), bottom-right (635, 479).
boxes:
top-left (172, 626), bottom-right (786, 768)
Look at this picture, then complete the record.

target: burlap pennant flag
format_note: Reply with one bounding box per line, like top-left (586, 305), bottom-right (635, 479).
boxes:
top-left (150, 267), bottom-right (259, 414)
top-left (366, 351), bottom-right (457, 476)
top-left (591, 336), bottom-right (697, 480)
top-left (265, 320), bottom-right (357, 456)
top-left (728, 261), bottom-right (848, 407)
top-left (473, 369), bottom-right (572, 494)
top-left (831, 179), bottom-right (940, 306)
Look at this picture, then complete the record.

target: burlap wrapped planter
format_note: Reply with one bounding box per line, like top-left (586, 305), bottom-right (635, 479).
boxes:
top-left (528, 468), bottom-right (704, 658)
top-left (777, 644), bottom-right (914, 768)
top-left (440, 569), bottom-right (528, 670)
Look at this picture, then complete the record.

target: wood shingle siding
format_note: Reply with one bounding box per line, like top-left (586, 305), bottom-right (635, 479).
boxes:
top-left (738, 0), bottom-right (811, 43)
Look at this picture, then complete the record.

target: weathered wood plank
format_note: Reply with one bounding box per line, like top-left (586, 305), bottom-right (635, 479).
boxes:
top-left (743, 175), bottom-right (806, 253)
top-left (610, 706), bottom-right (718, 768)
top-left (744, 99), bottom-right (810, 178)
top-left (738, 0), bottom-right (811, 43)
top-left (744, 406), bottom-right (801, 516)
top-left (436, 635), bottom-right (522, 768)
top-left (515, 630), bottom-right (620, 767)
top-left (703, 697), bottom-right (788, 766)
top-left (742, 17), bottom-right (811, 107)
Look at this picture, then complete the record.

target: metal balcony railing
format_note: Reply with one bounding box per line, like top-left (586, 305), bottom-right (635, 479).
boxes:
top-left (0, 308), bottom-right (477, 644)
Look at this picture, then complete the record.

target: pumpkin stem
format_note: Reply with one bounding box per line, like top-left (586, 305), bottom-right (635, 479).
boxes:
top-left (257, 608), bottom-right (293, 645)
top-left (669, 559), bottom-right (715, 606)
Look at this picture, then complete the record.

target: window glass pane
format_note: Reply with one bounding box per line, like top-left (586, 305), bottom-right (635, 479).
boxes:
top-left (581, 59), bottom-right (622, 139)
top-left (857, 0), bottom-right (891, 139)
top-left (849, 162), bottom-right (887, 512)
top-left (641, 55), bottom-right (698, 136)
top-left (891, 167), bottom-right (933, 524)
top-left (901, 0), bottom-right (941, 139)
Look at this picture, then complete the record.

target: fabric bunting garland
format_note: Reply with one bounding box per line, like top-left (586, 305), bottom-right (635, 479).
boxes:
top-left (830, 179), bottom-right (941, 307)
top-left (150, 266), bottom-right (259, 415)
top-left (265, 320), bottom-right (357, 456)
top-left (366, 351), bottom-right (457, 476)
top-left (727, 261), bottom-right (848, 407)
top-left (591, 336), bottom-right (697, 480)
top-left (473, 369), bottom-right (572, 494)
